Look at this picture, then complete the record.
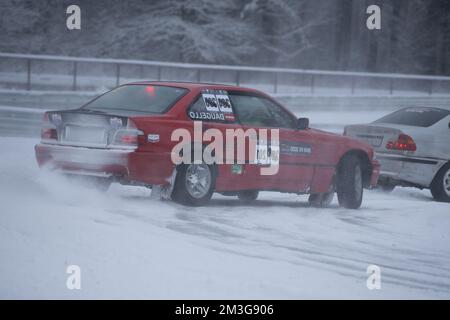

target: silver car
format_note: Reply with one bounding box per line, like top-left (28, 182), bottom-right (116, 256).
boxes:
top-left (344, 106), bottom-right (450, 202)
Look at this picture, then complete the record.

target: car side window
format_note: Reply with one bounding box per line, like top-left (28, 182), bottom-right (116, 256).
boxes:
top-left (229, 94), bottom-right (296, 129)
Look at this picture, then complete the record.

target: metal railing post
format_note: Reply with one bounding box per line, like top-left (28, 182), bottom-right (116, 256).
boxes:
top-left (26, 59), bottom-right (31, 91)
top-left (389, 79), bottom-right (394, 95)
top-left (274, 73), bottom-right (278, 94)
top-left (157, 66), bottom-right (162, 81)
top-left (236, 70), bottom-right (240, 86)
top-left (311, 75), bottom-right (315, 94)
top-left (351, 76), bottom-right (355, 95)
top-left (73, 61), bottom-right (78, 91)
top-left (116, 64), bottom-right (121, 87)
top-left (139, 64), bottom-right (145, 79)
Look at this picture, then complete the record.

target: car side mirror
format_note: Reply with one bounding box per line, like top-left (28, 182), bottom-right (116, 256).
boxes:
top-left (297, 118), bottom-right (309, 130)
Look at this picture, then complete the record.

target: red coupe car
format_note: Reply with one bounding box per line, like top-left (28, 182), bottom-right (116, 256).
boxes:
top-left (35, 82), bottom-right (379, 208)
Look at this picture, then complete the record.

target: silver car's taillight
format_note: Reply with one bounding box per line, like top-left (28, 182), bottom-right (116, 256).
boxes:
top-left (40, 112), bottom-right (59, 143)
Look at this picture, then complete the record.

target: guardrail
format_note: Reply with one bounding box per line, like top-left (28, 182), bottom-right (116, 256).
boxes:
top-left (1, 52), bottom-right (450, 95)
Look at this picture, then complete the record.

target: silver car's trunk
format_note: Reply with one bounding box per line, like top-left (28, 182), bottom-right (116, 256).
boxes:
top-left (344, 124), bottom-right (402, 152)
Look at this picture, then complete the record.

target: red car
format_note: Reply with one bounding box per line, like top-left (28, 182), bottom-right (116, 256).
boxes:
top-left (35, 82), bottom-right (379, 208)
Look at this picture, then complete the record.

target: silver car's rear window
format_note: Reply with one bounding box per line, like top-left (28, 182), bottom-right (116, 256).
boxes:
top-left (83, 84), bottom-right (188, 114)
top-left (373, 107), bottom-right (450, 127)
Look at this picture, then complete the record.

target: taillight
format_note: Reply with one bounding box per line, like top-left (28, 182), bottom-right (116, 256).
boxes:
top-left (41, 128), bottom-right (57, 140)
top-left (120, 134), bottom-right (138, 144)
top-left (40, 112), bottom-right (58, 142)
top-left (386, 134), bottom-right (416, 152)
top-left (110, 119), bottom-right (143, 149)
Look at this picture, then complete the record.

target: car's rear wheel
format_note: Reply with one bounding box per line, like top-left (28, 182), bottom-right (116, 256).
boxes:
top-left (171, 163), bottom-right (215, 206)
top-left (336, 155), bottom-right (363, 209)
top-left (237, 190), bottom-right (259, 202)
top-left (430, 163), bottom-right (450, 203)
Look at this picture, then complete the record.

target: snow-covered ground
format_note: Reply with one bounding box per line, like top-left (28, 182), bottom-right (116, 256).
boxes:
top-left (1, 137), bottom-right (450, 299)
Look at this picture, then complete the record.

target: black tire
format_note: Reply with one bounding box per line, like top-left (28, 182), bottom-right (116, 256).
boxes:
top-left (430, 162), bottom-right (450, 203)
top-left (336, 155), bottom-right (363, 209)
top-left (171, 163), bottom-right (216, 206)
top-left (237, 190), bottom-right (259, 202)
top-left (308, 192), bottom-right (334, 208)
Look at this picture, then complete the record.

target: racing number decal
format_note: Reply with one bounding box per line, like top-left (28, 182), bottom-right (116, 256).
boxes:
top-left (189, 91), bottom-right (236, 122)
top-left (216, 94), bottom-right (233, 113)
top-left (216, 94), bottom-right (235, 121)
top-left (202, 94), bottom-right (220, 112)
top-left (256, 140), bottom-right (280, 165)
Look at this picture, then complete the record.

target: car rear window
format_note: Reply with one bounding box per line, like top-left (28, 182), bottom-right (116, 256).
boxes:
top-left (83, 84), bottom-right (188, 113)
top-left (373, 107), bottom-right (450, 127)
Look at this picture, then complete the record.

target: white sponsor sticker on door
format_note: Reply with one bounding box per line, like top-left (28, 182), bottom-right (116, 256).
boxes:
top-left (256, 142), bottom-right (280, 165)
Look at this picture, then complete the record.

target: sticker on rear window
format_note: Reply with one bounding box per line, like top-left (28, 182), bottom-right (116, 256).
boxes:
top-left (202, 94), bottom-right (220, 112)
top-left (189, 92), bottom-right (236, 122)
top-left (189, 111), bottom-right (225, 121)
top-left (216, 94), bottom-right (233, 113)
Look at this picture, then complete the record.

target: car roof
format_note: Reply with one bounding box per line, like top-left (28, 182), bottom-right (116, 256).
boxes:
top-left (125, 81), bottom-right (263, 94)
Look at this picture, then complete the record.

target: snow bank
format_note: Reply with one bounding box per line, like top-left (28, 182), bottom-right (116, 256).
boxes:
top-left (1, 137), bottom-right (450, 299)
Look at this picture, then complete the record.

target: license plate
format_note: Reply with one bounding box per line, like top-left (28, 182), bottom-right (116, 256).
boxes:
top-left (65, 125), bottom-right (106, 144)
top-left (356, 135), bottom-right (383, 148)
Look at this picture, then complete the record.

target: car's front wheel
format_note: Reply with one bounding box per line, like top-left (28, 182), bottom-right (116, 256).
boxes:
top-left (171, 163), bottom-right (215, 206)
top-left (336, 155), bottom-right (363, 209)
top-left (430, 162), bottom-right (450, 203)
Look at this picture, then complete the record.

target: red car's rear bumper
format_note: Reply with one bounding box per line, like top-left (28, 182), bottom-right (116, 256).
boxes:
top-left (35, 143), bottom-right (131, 177)
top-left (35, 143), bottom-right (175, 185)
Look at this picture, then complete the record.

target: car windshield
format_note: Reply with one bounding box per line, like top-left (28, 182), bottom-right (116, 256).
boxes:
top-left (83, 85), bottom-right (188, 113)
top-left (373, 107), bottom-right (450, 127)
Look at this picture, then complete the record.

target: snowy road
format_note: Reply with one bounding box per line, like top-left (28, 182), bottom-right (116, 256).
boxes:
top-left (1, 137), bottom-right (450, 299)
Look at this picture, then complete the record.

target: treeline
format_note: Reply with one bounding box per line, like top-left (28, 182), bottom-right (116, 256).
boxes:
top-left (1, 0), bottom-right (449, 75)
